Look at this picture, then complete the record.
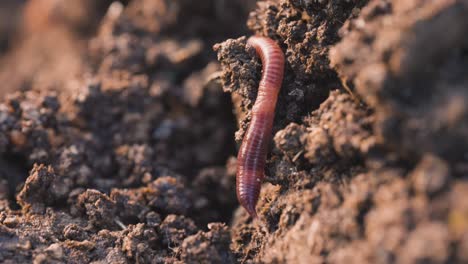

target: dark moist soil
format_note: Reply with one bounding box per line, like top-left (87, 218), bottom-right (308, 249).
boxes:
top-left (0, 0), bottom-right (467, 263)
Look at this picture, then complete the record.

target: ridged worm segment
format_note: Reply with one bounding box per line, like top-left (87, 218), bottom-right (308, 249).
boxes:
top-left (236, 36), bottom-right (285, 218)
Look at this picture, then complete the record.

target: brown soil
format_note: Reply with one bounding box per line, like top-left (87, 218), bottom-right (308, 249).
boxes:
top-left (0, 0), bottom-right (467, 263)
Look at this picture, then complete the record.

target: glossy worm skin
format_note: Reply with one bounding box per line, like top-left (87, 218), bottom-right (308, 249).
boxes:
top-left (236, 36), bottom-right (285, 218)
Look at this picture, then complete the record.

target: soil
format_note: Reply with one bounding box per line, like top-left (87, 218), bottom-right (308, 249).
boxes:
top-left (0, 0), bottom-right (467, 263)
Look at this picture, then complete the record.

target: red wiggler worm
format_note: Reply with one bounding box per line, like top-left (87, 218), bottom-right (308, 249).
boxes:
top-left (236, 36), bottom-right (285, 218)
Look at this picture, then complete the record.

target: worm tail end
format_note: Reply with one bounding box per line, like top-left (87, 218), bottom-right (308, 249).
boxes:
top-left (244, 202), bottom-right (258, 219)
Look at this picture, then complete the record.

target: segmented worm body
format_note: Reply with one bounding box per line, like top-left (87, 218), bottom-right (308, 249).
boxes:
top-left (236, 36), bottom-right (285, 218)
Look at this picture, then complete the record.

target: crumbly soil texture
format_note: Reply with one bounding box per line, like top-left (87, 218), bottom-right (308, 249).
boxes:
top-left (0, 0), bottom-right (467, 263)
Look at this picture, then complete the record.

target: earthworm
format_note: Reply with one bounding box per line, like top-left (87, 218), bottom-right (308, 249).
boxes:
top-left (236, 36), bottom-right (285, 218)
